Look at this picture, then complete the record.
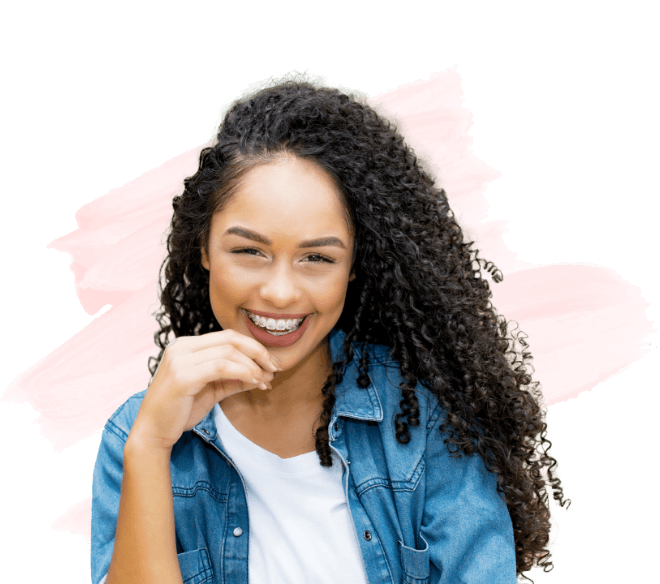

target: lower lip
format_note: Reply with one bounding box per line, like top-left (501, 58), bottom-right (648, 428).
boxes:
top-left (244, 312), bottom-right (311, 348)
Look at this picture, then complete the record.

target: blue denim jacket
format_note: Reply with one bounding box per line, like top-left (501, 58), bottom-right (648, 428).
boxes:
top-left (92, 329), bottom-right (516, 584)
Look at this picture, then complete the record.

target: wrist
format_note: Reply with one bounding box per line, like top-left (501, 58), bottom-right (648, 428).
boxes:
top-left (125, 426), bottom-right (175, 459)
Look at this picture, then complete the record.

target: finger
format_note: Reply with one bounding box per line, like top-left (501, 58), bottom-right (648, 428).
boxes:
top-left (196, 359), bottom-right (268, 391)
top-left (175, 330), bottom-right (280, 372)
top-left (190, 345), bottom-right (272, 381)
top-left (209, 378), bottom-right (261, 402)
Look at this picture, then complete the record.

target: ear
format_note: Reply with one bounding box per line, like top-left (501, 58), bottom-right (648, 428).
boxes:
top-left (348, 270), bottom-right (356, 282)
top-left (201, 247), bottom-right (210, 271)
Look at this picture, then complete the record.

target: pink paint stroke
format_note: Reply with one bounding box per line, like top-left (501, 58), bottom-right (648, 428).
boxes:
top-left (2, 68), bottom-right (653, 540)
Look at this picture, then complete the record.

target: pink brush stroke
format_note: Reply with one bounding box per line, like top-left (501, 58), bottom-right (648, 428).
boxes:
top-left (3, 68), bottom-right (653, 539)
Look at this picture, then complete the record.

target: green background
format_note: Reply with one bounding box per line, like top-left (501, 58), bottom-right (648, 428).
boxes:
top-left (0, 1), bottom-right (659, 584)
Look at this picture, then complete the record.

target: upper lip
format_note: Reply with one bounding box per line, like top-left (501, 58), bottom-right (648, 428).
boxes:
top-left (244, 308), bottom-right (309, 319)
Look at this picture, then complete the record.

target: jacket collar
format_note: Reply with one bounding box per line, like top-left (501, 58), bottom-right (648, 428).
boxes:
top-left (193, 328), bottom-right (383, 443)
top-left (329, 327), bottom-right (383, 423)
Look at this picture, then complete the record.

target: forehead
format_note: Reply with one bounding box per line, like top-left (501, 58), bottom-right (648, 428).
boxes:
top-left (213, 156), bottom-right (353, 239)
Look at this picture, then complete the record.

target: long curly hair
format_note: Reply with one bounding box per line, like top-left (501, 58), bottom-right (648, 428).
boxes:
top-left (149, 80), bottom-right (568, 578)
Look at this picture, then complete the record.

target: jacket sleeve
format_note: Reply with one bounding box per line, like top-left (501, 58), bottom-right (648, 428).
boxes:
top-left (90, 412), bottom-right (131, 584)
top-left (420, 404), bottom-right (517, 584)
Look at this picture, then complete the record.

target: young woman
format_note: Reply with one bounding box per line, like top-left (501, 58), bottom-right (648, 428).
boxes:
top-left (91, 82), bottom-right (567, 584)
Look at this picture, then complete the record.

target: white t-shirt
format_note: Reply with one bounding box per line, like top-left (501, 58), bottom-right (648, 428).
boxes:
top-left (213, 403), bottom-right (368, 584)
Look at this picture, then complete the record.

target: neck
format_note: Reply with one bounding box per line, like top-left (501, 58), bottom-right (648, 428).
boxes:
top-left (226, 337), bottom-right (332, 416)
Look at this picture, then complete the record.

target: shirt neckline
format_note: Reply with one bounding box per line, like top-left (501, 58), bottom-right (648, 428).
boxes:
top-left (213, 403), bottom-right (321, 474)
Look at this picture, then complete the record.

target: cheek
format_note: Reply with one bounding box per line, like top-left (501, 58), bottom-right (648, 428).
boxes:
top-left (211, 264), bottom-right (251, 303)
top-left (311, 274), bottom-right (351, 311)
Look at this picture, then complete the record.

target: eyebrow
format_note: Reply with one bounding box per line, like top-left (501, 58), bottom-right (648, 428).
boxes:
top-left (224, 226), bottom-right (346, 249)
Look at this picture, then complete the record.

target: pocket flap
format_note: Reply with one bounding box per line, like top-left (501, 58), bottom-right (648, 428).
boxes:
top-left (398, 534), bottom-right (430, 582)
top-left (177, 548), bottom-right (213, 584)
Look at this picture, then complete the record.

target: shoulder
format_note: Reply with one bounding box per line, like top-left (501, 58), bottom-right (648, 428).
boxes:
top-left (103, 389), bottom-right (148, 444)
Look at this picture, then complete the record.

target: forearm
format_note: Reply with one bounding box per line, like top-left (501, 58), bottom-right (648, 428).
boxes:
top-left (106, 434), bottom-right (183, 584)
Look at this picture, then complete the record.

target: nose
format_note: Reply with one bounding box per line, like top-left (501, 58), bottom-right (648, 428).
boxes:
top-left (259, 262), bottom-right (302, 308)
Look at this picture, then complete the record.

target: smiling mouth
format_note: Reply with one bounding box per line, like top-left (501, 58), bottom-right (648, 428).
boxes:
top-left (243, 309), bottom-right (308, 336)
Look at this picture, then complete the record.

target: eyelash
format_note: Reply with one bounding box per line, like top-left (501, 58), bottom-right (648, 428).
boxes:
top-left (232, 248), bottom-right (335, 263)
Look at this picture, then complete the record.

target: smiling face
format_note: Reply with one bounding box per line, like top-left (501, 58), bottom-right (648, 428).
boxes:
top-left (201, 155), bottom-right (355, 371)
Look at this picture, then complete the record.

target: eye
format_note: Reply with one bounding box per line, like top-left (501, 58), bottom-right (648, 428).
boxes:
top-left (232, 248), bottom-right (264, 257)
top-left (303, 254), bottom-right (334, 263)
top-left (231, 247), bottom-right (335, 264)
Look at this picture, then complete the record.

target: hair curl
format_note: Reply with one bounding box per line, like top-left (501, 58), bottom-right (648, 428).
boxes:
top-left (149, 79), bottom-right (569, 578)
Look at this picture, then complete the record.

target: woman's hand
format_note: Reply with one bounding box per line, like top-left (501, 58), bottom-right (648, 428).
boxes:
top-left (129, 329), bottom-right (280, 451)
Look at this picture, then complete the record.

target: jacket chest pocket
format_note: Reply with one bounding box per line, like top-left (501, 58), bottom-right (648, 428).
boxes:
top-left (177, 548), bottom-right (214, 584)
top-left (398, 536), bottom-right (430, 584)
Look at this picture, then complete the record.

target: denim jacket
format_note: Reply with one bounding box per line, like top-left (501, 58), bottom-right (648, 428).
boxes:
top-left (91, 329), bottom-right (516, 584)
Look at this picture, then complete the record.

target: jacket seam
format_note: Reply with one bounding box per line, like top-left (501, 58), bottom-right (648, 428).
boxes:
top-left (184, 568), bottom-right (213, 584)
top-left (172, 482), bottom-right (227, 504)
top-left (355, 457), bottom-right (425, 496)
top-left (426, 401), bottom-right (442, 432)
top-left (105, 418), bottom-right (129, 444)
top-left (105, 392), bottom-right (147, 440)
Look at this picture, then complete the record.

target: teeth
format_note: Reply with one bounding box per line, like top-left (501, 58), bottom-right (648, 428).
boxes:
top-left (246, 311), bottom-right (305, 335)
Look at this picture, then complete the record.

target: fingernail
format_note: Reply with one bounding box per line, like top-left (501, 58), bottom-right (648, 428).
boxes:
top-left (259, 382), bottom-right (269, 390)
top-left (270, 354), bottom-right (282, 370)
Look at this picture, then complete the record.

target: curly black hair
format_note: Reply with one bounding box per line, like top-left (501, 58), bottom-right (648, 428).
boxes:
top-left (149, 79), bottom-right (568, 578)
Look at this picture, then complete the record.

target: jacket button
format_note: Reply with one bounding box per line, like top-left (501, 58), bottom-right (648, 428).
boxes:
top-left (233, 527), bottom-right (243, 537)
top-left (363, 531), bottom-right (372, 541)
top-left (202, 429), bottom-right (210, 435)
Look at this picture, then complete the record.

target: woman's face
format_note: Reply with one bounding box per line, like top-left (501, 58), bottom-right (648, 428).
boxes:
top-left (201, 155), bottom-right (355, 370)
